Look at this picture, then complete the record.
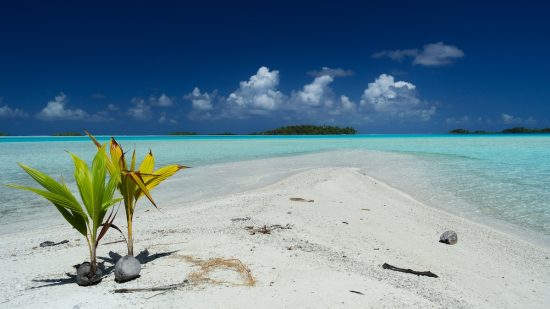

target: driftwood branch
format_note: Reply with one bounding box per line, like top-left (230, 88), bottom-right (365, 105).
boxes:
top-left (113, 280), bottom-right (189, 293)
top-left (382, 263), bottom-right (438, 278)
top-left (290, 197), bottom-right (314, 203)
top-left (244, 224), bottom-right (292, 235)
top-left (39, 240), bottom-right (69, 247)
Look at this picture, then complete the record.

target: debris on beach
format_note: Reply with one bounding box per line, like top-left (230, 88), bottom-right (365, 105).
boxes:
top-left (230, 216), bottom-right (251, 222)
top-left (290, 197), bottom-right (314, 203)
top-left (39, 240), bottom-right (69, 247)
top-left (114, 255), bottom-right (141, 283)
top-left (382, 263), bottom-right (438, 278)
top-left (349, 290), bottom-right (364, 295)
top-left (182, 256), bottom-right (255, 286)
top-left (114, 280), bottom-right (190, 293)
top-left (245, 224), bottom-right (292, 235)
top-left (439, 230), bottom-right (458, 245)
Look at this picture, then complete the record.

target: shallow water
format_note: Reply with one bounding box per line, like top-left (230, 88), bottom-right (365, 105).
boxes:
top-left (1, 134), bottom-right (549, 239)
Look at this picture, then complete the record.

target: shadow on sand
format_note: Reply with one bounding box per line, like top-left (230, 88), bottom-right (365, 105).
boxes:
top-left (30, 249), bottom-right (178, 289)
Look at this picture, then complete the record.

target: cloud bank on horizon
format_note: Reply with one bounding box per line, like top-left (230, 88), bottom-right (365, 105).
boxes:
top-left (175, 66), bottom-right (437, 124)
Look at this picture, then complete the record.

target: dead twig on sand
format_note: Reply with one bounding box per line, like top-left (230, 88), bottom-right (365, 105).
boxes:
top-left (113, 280), bottom-right (189, 293)
top-left (290, 197), bottom-right (314, 203)
top-left (245, 224), bottom-right (292, 235)
top-left (382, 263), bottom-right (438, 278)
top-left (39, 240), bottom-right (69, 247)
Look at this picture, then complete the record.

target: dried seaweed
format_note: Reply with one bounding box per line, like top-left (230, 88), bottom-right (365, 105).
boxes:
top-left (181, 256), bottom-right (255, 286)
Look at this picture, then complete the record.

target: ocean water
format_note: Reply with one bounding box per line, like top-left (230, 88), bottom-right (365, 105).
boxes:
top-left (1, 134), bottom-right (549, 241)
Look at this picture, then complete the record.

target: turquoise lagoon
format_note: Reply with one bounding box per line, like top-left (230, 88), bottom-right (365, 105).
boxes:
top-left (1, 134), bottom-right (549, 242)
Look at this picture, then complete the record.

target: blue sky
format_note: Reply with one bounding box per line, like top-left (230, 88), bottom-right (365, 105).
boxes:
top-left (0, 0), bottom-right (549, 134)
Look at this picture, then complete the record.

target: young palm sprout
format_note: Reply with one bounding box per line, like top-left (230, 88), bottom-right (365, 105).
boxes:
top-left (8, 146), bottom-right (121, 285)
top-left (86, 132), bottom-right (187, 256)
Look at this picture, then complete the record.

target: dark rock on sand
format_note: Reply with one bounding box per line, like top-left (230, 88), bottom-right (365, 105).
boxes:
top-left (115, 255), bottom-right (141, 283)
top-left (439, 230), bottom-right (458, 245)
top-left (76, 262), bottom-right (103, 286)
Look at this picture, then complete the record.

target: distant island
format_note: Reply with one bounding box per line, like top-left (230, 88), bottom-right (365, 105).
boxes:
top-left (51, 132), bottom-right (84, 136)
top-left (253, 125), bottom-right (357, 135)
top-left (450, 127), bottom-right (550, 134)
top-left (0, 132), bottom-right (7, 136)
top-left (169, 131), bottom-right (198, 135)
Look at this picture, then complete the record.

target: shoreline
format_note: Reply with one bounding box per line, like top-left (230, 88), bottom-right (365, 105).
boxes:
top-left (1, 166), bottom-right (548, 308)
top-left (3, 149), bottom-right (548, 249)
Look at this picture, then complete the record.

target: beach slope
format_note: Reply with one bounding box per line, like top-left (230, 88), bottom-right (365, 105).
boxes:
top-left (1, 167), bottom-right (548, 308)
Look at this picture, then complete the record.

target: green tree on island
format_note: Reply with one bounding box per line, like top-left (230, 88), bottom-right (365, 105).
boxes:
top-left (255, 125), bottom-right (357, 135)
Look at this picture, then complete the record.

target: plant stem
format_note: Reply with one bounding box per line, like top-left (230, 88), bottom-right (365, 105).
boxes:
top-left (85, 235), bottom-right (96, 276)
top-left (90, 244), bottom-right (97, 275)
top-left (127, 213), bottom-right (134, 256)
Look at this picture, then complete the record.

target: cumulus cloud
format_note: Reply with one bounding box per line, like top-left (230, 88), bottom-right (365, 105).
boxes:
top-left (149, 93), bottom-right (174, 107)
top-left (128, 97), bottom-right (152, 120)
top-left (0, 100), bottom-right (27, 118)
top-left (339, 95), bottom-right (356, 112)
top-left (37, 92), bottom-right (88, 120)
top-left (373, 42), bottom-right (464, 66)
top-left (327, 95), bottom-right (357, 116)
top-left (295, 75), bottom-right (334, 107)
top-left (226, 66), bottom-right (285, 115)
top-left (501, 113), bottom-right (536, 125)
top-left (185, 87), bottom-right (215, 111)
top-left (187, 67), bottom-right (436, 123)
top-left (360, 74), bottom-right (435, 121)
top-left (107, 104), bottom-right (119, 111)
top-left (308, 67), bottom-right (354, 77)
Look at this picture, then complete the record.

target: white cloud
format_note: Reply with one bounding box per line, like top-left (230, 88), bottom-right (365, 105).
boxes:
top-left (373, 42), bottom-right (464, 66)
top-left (328, 95), bottom-right (357, 116)
top-left (150, 93), bottom-right (174, 107)
top-left (0, 100), bottom-right (27, 118)
top-left (226, 66), bottom-right (285, 115)
top-left (128, 97), bottom-right (151, 120)
top-left (295, 75), bottom-right (334, 107)
top-left (360, 74), bottom-right (435, 121)
top-left (37, 92), bottom-right (88, 120)
top-left (188, 67), bottom-right (436, 124)
top-left (501, 113), bottom-right (536, 125)
top-left (107, 104), bottom-right (119, 111)
top-left (308, 67), bottom-right (354, 77)
top-left (372, 49), bottom-right (418, 61)
top-left (413, 42), bottom-right (465, 66)
top-left (339, 95), bottom-right (356, 112)
top-left (185, 87), bottom-right (215, 111)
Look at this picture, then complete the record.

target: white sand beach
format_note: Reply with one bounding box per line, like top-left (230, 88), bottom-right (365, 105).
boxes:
top-left (1, 161), bottom-right (549, 308)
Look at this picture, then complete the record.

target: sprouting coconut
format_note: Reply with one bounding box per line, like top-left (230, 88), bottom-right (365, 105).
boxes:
top-left (9, 146), bottom-right (121, 286)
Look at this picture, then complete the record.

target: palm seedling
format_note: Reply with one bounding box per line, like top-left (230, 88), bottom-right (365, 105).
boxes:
top-left (8, 146), bottom-right (121, 285)
top-left (86, 132), bottom-right (187, 257)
